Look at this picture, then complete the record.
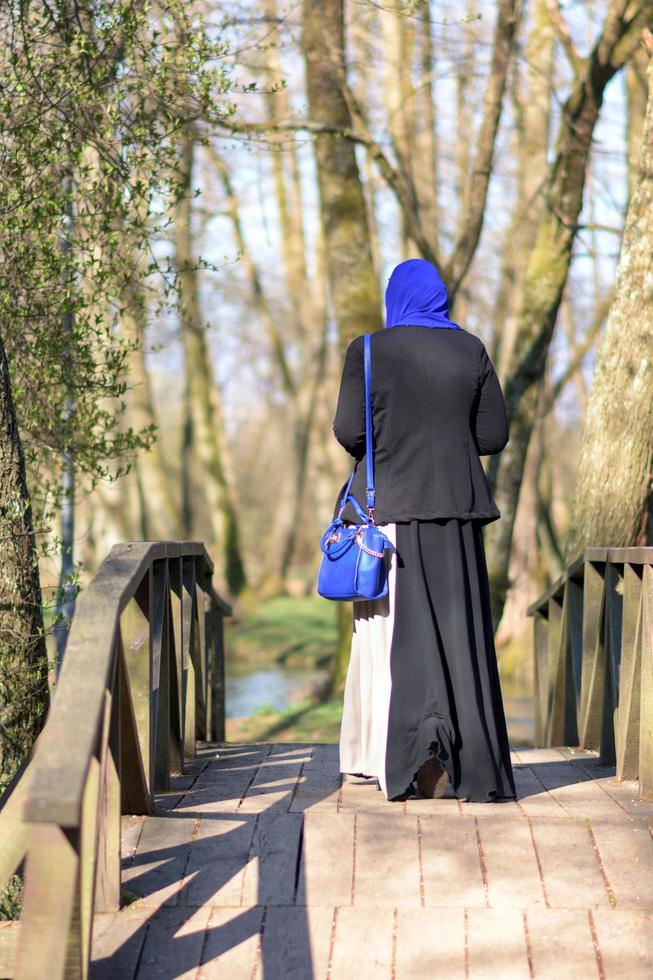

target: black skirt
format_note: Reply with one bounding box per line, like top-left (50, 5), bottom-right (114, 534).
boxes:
top-left (339, 518), bottom-right (516, 803)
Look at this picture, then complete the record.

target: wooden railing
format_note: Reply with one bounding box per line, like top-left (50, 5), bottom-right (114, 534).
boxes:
top-left (527, 546), bottom-right (653, 797)
top-left (0, 541), bottom-right (230, 980)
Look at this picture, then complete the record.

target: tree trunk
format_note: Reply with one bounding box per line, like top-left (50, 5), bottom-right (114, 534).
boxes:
top-left (564, 46), bottom-right (653, 561)
top-left (303, 0), bottom-right (382, 353)
top-left (121, 273), bottom-right (183, 539)
top-left (493, 0), bottom-right (555, 379)
top-left (484, 5), bottom-right (651, 628)
top-left (303, 0), bottom-right (383, 693)
top-left (174, 128), bottom-right (247, 596)
top-left (0, 332), bottom-right (49, 794)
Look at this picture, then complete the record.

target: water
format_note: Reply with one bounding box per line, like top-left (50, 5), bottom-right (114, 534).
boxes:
top-left (226, 666), bottom-right (326, 719)
top-left (226, 664), bottom-right (534, 744)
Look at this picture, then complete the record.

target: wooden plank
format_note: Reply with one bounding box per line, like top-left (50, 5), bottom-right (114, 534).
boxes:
top-left (330, 907), bottom-right (393, 979)
top-left (420, 815), bottom-right (485, 908)
top-left (529, 818), bottom-right (612, 908)
top-left (259, 906), bottom-right (334, 980)
top-left (614, 564), bottom-right (643, 780)
top-left (353, 813), bottom-right (420, 909)
top-left (533, 611), bottom-right (549, 745)
top-left (150, 561), bottom-right (171, 792)
top-left (579, 560), bottom-right (607, 752)
top-left (210, 608), bottom-right (226, 743)
top-left (589, 818), bottom-right (653, 909)
top-left (199, 907), bottom-right (263, 978)
top-left (0, 751), bottom-right (33, 888)
top-left (466, 908), bottom-right (530, 979)
top-left (76, 754), bottom-right (101, 977)
top-left (0, 922), bottom-right (20, 979)
top-left (91, 909), bottom-right (149, 980)
top-left (600, 563), bottom-right (622, 767)
top-left (526, 908), bottom-right (599, 979)
top-left (168, 557), bottom-right (185, 769)
top-left (118, 643), bottom-right (154, 817)
top-left (640, 566), bottom-right (653, 798)
top-left (237, 757), bottom-right (304, 814)
top-left (511, 764), bottom-right (567, 817)
top-left (182, 816), bottom-right (257, 907)
top-left (476, 815), bottom-right (546, 908)
top-left (135, 906), bottom-right (210, 980)
top-left (194, 562), bottom-right (209, 739)
top-left (545, 595), bottom-right (565, 746)
top-left (95, 686), bottom-right (121, 914)
top-left (525, 760), bottom-right (613, 819)
top-left (13, 824), bottom-right (80, 980)
top-left (592, 909), bottom-right (653, 979)
top-left (120, 573), bottom-right (153, 795)
top-left (395, 908), bottom-right (465, 979)
top-left (240, 812), bottom-right (303, 906)
top-left (21, 544), bottom-right (217, 828)
top-left (122, 815), bottom-right (197, 908)
top-left (181, 557), bottom-right (197, 763)
top-left (296, 813), bottom-right (354, 906)
top-left (547, 583), bottom-right (581, 746)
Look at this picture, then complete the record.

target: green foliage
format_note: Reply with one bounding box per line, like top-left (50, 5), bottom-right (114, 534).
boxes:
top-left (0, 0), bottom-right (234, 513)
top-left (0, 874), bottom-right (23, 920)
top-left (227, 596), bottom-right (337, 670)
top-left (0, 0), bottom-right (235, 821)
top-left (227, 698), bottom-right (344, 744)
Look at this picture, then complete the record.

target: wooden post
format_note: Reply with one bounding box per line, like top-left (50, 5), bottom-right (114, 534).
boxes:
top-left (212, 606), bottom-right (226, 743)
top-left (181, 557), bottom-right (197, 761)
top-left (94, 686), bottom-right (121, 912)
top-left (579, 560), bottom-right (606, 750)
top-left (614, 563), bottom-right (643, 779)
top-left (151, 560), bottom-right (171, 791)
top-left (117, 642), bottom-right (152, 816)
top-left (544, 594), bottom-right (563, 745)
top-left (639, 564), bottom-right (653, 797)
top-left (14, 824), bottom-right (80, 979)
top-left (532, 609), bottom-right (548, 745)
top-left (599, 563), bottom-right (622, 767)
top-left (168, 556), bottom-right (185, 769)
top-left (119, 570), bottom-right (153, 794)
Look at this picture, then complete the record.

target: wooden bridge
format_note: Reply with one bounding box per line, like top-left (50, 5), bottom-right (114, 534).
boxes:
top-left (1, 543), bottom-right (653, 978)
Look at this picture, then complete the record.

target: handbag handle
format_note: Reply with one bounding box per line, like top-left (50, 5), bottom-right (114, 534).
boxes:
top-left (363, 333), bottom-right (375, 519)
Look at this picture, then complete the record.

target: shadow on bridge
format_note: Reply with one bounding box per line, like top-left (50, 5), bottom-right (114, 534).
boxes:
top-left (92, 742), bottom-right (339, 978)
top-left (90, 742), bottom-right (615, 979)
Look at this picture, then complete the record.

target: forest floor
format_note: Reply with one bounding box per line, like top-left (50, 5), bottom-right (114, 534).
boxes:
top-left (225, 596), bottom-right (533, 745)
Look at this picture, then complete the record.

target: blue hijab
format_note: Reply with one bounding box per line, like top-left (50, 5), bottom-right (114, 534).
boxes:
top-left (385, 258), bottom-right (461, 330)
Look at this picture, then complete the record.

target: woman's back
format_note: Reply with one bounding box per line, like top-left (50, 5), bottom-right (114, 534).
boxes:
top-left (333, 326), bottom-right (508, 525)
top-left (334, 258), bottom-right (515, 804)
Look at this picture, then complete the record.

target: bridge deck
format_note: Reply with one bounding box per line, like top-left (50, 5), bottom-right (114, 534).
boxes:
top-left (89, 743), bottom-right (653, 979)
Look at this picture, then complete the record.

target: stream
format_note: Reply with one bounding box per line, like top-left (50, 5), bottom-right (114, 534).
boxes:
top-left (226, 665), bottom-right (534, 744)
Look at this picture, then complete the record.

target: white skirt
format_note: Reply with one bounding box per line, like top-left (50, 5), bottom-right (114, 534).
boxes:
top-left (338, 523), bottom-right (398, 797)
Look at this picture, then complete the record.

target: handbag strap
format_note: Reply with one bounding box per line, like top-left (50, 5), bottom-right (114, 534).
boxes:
top-left (336, 333), bottom-right (376, 524)
top-left (364, 334), bottom-right (375, 519)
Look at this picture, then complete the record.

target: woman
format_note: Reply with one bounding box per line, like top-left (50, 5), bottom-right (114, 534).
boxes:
top-left (332, 258), bottom-right (515, 803)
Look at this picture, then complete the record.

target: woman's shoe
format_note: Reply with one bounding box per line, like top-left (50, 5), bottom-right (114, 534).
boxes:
top-left (415, 757), bottom-right (449, 799)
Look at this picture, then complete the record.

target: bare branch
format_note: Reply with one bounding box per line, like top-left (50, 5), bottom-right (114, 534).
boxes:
top-left (444, 0), bottom-right (519, 301)
top-left (545, 0), bottom-right (584, 76)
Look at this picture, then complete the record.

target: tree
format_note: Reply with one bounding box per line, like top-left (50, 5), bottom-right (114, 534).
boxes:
top-left (484, 0), bottom-right (653, 627)
top-left (0, 334), bottom-right (48, 796)
top-left (0, 0), bottom-right (231, 786)
top-left (303, 0), bottom-right (383, 692)
top-left (564, 33), bottom-right (653, 560)
top-left (174, 127), bottom-right (247, 597)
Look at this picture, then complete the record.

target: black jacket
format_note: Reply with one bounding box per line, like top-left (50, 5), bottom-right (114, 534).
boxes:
top-left (332, 326), bottom-right (508, 525)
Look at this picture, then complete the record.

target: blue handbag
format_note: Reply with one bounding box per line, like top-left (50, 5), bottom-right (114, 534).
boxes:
top-left (317, 334), bottom-right (392, 601)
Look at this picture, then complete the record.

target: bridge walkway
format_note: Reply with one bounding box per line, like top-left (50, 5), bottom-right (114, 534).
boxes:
top-left (90, 742), bottom-right (653, 979)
